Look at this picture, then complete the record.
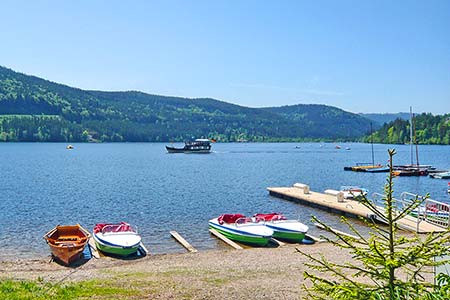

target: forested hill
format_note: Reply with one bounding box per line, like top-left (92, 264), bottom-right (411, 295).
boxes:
top-left (263, 104), bottom-right (373, 139)
top-left (0, 65), bottom-right (374, 142)
top-left (365, 114), bottom-right (450, 145)
top-left (359, 113), bottom-right (411, 126)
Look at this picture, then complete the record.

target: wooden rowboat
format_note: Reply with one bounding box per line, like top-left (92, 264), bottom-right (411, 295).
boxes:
top-left (43, 224), bottom-right (90, 265)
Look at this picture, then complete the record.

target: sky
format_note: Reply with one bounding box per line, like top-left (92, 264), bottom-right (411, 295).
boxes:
top-left (0, 0), bottom-right (449, 114)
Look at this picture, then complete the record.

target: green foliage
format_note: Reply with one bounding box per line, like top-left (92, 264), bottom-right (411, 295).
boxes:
top-left (360, 113), bottom-right (411, 126)
top-left (366, 114), bottom-right (450, 145)
top-left (0, 278), bottom-right (141, 300)
top-left (298, 149), bottom-right (450, 299)
top-left (0, 65), bottom-right (373, 142)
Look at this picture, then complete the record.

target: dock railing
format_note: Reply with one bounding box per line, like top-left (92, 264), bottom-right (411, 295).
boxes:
top-left (401, 192), bottom-right (450, 229)
top-left (370, 192), bottom-right (450, 230)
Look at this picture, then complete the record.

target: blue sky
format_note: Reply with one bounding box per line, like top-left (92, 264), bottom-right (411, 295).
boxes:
top-left (0, 0), bottom-right (449, 114)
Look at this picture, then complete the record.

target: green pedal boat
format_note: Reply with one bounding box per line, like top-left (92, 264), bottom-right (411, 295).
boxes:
top-left (254, 213), bottom-right (308, 243)
top-left (93, 222), bottom-right (141, 257)
top-left (209, 214), bottom-right (273, 246)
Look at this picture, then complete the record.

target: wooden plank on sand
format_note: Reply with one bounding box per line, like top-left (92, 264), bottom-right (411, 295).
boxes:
top-left (314, 222), bottom-right (360, 240)
top-left (139, 242), bottom-right (149, 255)
top-left (88, 237), bottom-right (100, 259)
top-left (305, 234), bottom-right (326, 243)
top-left (209, 229), bottom-right (243, 250)
top-left (170, 231), bottom-right (198, 253)
top-left (271, 238), bottom-right (286, 247)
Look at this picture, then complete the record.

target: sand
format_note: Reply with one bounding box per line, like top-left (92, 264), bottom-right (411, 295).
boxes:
top-left (0, 242), bottom-right (351, 299)
top-left (0, 238), bottom-right (437, 299)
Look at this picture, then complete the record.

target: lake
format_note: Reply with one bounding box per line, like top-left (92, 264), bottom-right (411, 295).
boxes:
top-left (0, 142), bottom-right (449, 259)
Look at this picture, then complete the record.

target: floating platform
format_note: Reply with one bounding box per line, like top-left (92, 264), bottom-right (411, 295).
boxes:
top-left (267, 185), bottom-right (446, 234)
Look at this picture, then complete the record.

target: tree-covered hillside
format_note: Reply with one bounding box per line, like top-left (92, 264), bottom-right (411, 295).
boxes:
top-left (365, 113), bottom-right (450, 145)
top-left (359, 112), bottom-right (411, 126)
top-left (0, 65), bottom-right (374, 142)
top-left (264, 104), bottom-right (374, 139)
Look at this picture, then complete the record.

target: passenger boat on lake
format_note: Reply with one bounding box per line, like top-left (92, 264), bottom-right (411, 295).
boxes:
top-left (166, 139), bottom-right (213, 153)
top-left (43, 224), bottom-right (90, 265)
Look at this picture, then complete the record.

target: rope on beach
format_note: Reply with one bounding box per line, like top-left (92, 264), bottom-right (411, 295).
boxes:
top-left (41, 254), bottom-right (89, 295)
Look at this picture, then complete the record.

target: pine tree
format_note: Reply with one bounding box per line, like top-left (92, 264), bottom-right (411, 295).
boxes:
top-left (298, 149), bottom-right (450, 299)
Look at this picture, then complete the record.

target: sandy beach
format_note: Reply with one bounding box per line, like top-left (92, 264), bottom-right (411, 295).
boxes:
top-left (0, 242), bottom-right (352, 299)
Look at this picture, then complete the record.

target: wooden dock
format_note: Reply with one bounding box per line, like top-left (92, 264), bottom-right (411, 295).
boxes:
top-left (268, 186), bottom-right (446, 234)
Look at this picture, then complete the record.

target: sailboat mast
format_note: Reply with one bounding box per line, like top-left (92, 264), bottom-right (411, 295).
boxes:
top-left (409, 106), bottom-right (413, 166)
top-left (413, 112), bottom-right (420, 168)
top-left (370, 122), bottom-right (375, 166)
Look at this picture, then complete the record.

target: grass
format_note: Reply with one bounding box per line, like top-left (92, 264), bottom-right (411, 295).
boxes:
top-left (0, 278), bottom-right (142, 300)
top-left (1, 266), bottom-right (284, 299)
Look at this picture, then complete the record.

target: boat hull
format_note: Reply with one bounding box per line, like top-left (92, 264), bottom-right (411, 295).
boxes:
top-left (43, 224), bottom-right (90, 266)
top-left (165, 146), bottom-right (211, 154)
top-left (48, 244), bottom-right (85, 265)
top-left (271, 230), bottom-right (306, 242)
top-left (209, 219), bottom-right (272, 246)
top-left (430, 172), bottom-right (450, 179)
top-left (265, 222), bottom-right (308, 242)
top-left (93, 236), bottom-right (141, 257)
top-left (393, 169), bottom-right (428, 176)
top-left (364, 167), bottom-right (390, 173)
top-left (93, 223), bottom-right (142, 257)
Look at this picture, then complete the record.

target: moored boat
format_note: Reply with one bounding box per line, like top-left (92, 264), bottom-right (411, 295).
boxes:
top-left (429, 171), bottom-right (450, 179)
top-left (364, 166), bottom-right (390, 173)
top-left (344, 163), bottom-right (386, 172)
top-left (340, 186), bottom-right (368, 199)
top-left (410, 204), bottom-right (450, 219)
top-left (43, 224), bottom-right (90, 265)
top-left (344, 123), bottom-right (388, 173)
top-left (254, 213), bottom-right (308, 242)
top-left (392, 167), bottom-right (428, 177)
top-left (209, 214), bottom-right (273, 246)
top-left (166, 139), bottom-right (213, 154)
top-left (93, 222), bottom-right (142, 257)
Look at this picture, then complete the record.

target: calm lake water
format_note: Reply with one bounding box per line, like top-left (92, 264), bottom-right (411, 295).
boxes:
top-left (0, 142), bottom-right (449, 259)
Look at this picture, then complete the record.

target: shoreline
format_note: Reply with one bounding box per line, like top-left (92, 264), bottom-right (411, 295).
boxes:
top-left (0, 243), bottom-right (344, 299)
top-left (1, 236), bottom-right (436, 299)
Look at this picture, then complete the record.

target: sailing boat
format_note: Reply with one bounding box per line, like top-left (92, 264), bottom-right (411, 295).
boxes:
top-left (344, 123), bottom-right (389, 173)
top-left (392, 107), bottom-right (430, 176)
